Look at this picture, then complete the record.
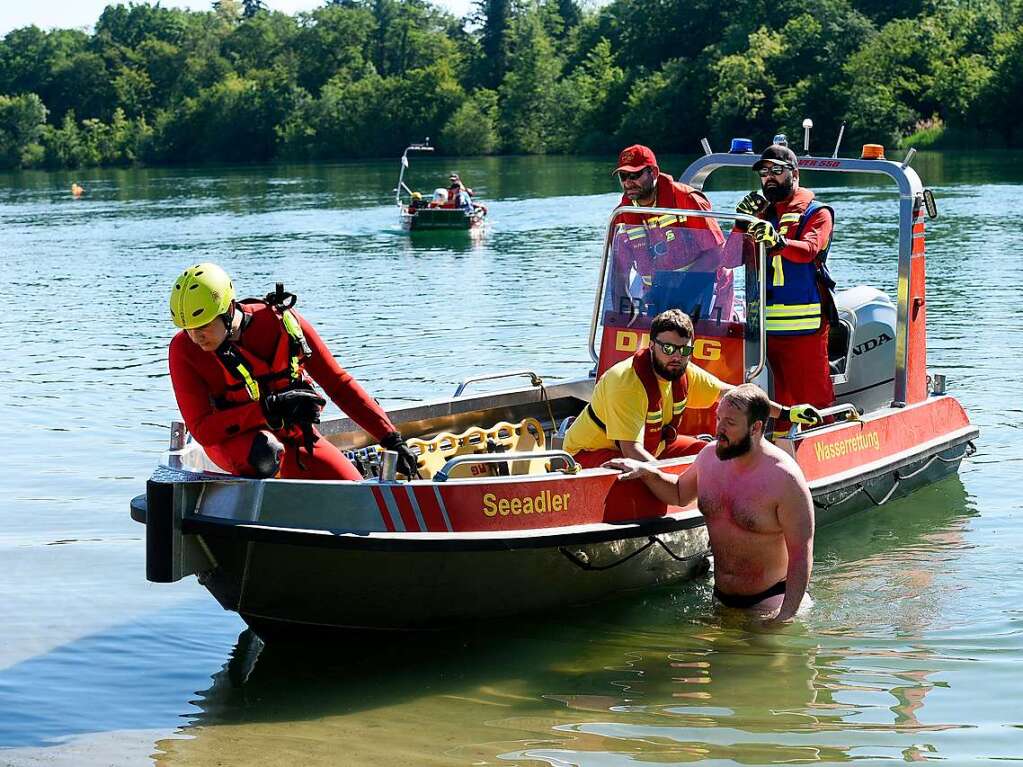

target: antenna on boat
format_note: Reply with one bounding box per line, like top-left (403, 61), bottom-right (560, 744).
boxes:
top-left (700, 138), bottom-right (712, 156)
top-left (396, 139), bottom-right (434, 205)
top-left (832, 121), bottom-right (846, 158)
top-left (801, 118), bottom-right (813, 155)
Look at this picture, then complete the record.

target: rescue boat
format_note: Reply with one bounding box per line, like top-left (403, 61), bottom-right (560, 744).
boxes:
top-left (395, 143), bottom-right (486, 232)
top-left (132, 143), bottom-right (977, 637)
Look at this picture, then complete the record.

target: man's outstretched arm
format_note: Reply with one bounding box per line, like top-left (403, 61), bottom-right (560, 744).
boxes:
top-left (603, 455), bottom-right (700, 508)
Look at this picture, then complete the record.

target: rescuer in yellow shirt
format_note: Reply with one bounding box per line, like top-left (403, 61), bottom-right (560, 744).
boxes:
top-left (564, 309), bottom-right (823, 467)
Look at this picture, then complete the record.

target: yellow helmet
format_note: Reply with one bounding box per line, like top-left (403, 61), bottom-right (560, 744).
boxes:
top-left (169, 263), bottom-right (235, 329)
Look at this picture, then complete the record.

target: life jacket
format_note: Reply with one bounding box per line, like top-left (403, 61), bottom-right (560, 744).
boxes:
top-left (764, 189), bottom-right (836, 335)
top-left (212, 285), bottom-right (312, 410)
top-left (620, 219), bottom-right (690, 286)
top-left (587, 348), bottom-right (689, 454)
top-left (616, 175), bottom-right (720, 284)
top-left (633, 347), bottom-right (690, 453)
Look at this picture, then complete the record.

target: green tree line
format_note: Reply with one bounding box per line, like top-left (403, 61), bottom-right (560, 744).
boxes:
top-left (1, 0), bottom-right (1022, 169)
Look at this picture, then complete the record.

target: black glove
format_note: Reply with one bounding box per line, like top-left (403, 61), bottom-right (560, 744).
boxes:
top-left (380, 431), bottom-right (420, 479)
top-left (262, 388), bottom-right (326, 429)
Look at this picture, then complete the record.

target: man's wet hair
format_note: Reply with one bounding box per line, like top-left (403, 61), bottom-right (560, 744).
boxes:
top-left (721, 383), bottom-right (771, 429)
top-left (650, 309), bottom-right (694, 341)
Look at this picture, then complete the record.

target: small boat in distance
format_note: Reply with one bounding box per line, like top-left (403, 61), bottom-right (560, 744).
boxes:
top-left (396, 142), bottom-right (486, 232)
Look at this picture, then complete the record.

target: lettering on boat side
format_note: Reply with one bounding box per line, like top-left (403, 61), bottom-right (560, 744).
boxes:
top-left (614, 331), bottom-right (721, 361)
top-left (813, 431), bottom-right (881, 462)
top-left (852, 332), bottom-right (893, 356)
top-left (482, 491), bottom-right (570, 517)
top-left (798, 158), bottom-right (842, 168)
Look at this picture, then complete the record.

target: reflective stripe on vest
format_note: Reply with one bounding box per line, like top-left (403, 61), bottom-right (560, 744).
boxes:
top-left (766, 302), bottom-right (823, 332)
top-left (765, 196), bottom-right (835, 336)
top-left (213, 305), bottom-right (309, 407)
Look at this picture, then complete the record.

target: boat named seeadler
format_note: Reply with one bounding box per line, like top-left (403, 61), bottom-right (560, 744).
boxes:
top-left (132, 138), bottom-right (977, 637)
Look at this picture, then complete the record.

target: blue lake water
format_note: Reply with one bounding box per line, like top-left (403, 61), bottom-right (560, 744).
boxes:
top-left (0, 152), bottom-right (1020, 765)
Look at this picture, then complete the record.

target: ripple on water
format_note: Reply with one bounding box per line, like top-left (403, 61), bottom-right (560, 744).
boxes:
top-left (1, 156), bottom-right (1022, 765)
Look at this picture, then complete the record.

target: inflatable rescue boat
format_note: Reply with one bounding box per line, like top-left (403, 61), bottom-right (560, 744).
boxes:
top-left (132, 144), bottom-right (977, 636)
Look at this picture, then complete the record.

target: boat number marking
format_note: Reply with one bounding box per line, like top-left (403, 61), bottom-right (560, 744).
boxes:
top-left (483, 491), bottom-right (570, 517)
top-left (614, 332), bottom-right (721, 361)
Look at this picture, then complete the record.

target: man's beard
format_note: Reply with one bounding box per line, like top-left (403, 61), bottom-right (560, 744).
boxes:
top-left (763, 176), bottom-right (794, 203)
top-left (652, 355), bottom-right (685, 381)
top-left (715, 430), bottom-right (753, 460)
top-left (627, 176), bottom-right (656, 201)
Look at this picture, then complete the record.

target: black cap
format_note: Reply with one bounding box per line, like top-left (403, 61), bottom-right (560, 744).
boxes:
top-left (753, 144), bottom-right (798, 171)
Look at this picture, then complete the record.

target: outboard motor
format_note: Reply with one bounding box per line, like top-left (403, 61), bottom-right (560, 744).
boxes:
top-left (831, 286), bottom-right (897, 413)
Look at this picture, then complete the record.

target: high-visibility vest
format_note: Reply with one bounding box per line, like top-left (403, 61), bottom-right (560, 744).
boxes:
top-left (212, 299), bottom-right (311, 409)
top-left (764, 195), bottom-right (835, 335)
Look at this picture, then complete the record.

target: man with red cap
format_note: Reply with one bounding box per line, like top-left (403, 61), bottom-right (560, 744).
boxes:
top-left (734, 143), bottom-right (837, 431)
top-left (611, 145), bottom-right (731, 320)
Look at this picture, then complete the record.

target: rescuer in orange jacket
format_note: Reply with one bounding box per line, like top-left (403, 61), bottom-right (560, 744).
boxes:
top-left (168, 263), bottom-right (418, 480)
top-left (611, 145), bottom-right (734, 320)
top-left (734, 144), bottom-right (837, 431)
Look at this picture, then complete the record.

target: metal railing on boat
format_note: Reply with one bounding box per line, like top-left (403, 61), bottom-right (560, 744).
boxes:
top-left (787, 402), bottom-right (861, 439)
top-left (453, 370), bottom-right (543, 397)
top-left (433, 450), bottom-right (578, 482)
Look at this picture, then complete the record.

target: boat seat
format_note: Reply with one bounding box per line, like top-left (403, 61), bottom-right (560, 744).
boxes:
top-left (406, 418), bottom-right (547, 480)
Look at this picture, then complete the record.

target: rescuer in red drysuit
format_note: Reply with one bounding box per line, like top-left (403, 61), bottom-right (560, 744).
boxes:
top-left (168, 263), bottom-right (417, 480)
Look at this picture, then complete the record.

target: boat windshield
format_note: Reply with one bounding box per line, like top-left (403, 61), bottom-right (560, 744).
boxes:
top-left (593, 209), bottom-right (763, 389)
top-left (600, 210), bottom-right (749, 324)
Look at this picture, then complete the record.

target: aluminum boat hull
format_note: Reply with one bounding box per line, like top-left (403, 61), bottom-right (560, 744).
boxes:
top-left (131, 387), bottom-right (976, 635)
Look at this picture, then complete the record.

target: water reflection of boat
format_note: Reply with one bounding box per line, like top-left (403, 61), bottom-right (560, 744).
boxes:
top-left (166, 620), bottom-right (607, 762)
top-left (131, 145), bottom-right (977, 637)
top-left (395, 143), bottom-right (486, 232)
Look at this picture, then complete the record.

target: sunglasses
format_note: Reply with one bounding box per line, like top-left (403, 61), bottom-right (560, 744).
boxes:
top-left (757, 165), bottom-right (792, 177)
top-left (654, 340), bottom-right (695, 357)
top-left (618, 168), bottom-right (650, 181)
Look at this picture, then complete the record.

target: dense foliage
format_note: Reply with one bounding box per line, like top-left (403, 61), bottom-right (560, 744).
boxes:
top-left (1, 0), bottom-right (1021, 168)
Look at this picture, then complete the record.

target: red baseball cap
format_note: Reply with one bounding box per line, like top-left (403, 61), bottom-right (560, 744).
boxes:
top-left (613, 144), bottom-right (658, 175)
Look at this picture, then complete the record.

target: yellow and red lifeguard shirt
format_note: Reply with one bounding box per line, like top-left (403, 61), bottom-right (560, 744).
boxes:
top-left (564, 357), bottom-right (728, 456)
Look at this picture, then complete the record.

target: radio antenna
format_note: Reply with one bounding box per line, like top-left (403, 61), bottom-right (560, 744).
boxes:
top-left (832, 121), bottom-right (846, 159)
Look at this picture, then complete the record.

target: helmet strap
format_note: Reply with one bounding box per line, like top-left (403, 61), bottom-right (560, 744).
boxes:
top-left (222, 301), bottom-right (237, 339)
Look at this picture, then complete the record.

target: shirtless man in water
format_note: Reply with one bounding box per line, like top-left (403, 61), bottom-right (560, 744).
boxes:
top-left (606, 383), bottom-right (814, 622)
